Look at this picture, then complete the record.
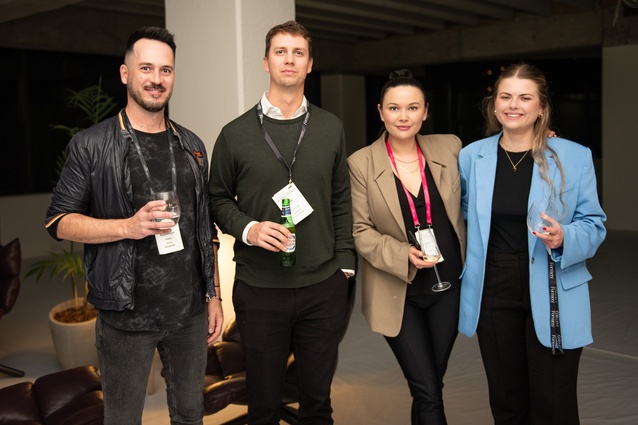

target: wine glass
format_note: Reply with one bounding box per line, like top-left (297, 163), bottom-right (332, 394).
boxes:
top-left (416, 228), bottom-right (451, 292)
top-left (527, 199), bottom-right (557, 235)
top-left (152, 190), bottom-right (181, 224)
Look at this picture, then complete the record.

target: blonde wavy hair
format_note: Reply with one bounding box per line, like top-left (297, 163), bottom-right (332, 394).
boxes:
top-left (483, 63), bottom-right (566, 209)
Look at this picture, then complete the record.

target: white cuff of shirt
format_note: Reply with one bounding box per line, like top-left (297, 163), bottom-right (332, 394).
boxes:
top-left (242, 221), bottom-right (259, 245)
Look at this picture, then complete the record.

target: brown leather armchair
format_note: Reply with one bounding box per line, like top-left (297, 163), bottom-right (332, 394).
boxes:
top-left (204, 276), bottom-right (356, 425)
top-left (0, 237), bottom-right (23, 377)
top-left (0, 365), bottom-right (104, 425)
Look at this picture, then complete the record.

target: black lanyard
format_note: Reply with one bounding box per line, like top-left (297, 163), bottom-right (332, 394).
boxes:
top-left (256, 102), bottom-right (310, 185)
top-left (120, 110), bottom-right (176, 194)
top-left (548, 255), bottom-right (564, 355)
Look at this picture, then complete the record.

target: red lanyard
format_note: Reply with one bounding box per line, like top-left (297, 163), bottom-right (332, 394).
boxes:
top-left (385, 138), bottom-right (432, 228)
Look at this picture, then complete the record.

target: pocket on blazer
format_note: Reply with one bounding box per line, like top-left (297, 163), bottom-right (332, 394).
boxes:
top-left (558, 263), bottom-right (592, 291)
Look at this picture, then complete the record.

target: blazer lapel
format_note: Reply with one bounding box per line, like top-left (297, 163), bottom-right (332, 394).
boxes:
top-left (419, 139), bottom-right (443, 194)
top-left (476, 136), bottom-right (499, 247)
top-left (370, 138), bottom-right (406, 235)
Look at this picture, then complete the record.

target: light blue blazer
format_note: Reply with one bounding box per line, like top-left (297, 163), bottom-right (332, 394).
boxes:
top-left (458, 133), bottom-right (606, 349)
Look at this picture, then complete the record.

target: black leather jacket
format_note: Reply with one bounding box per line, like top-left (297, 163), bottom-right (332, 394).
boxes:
top-left (45, 112), bottom-right (217, 311)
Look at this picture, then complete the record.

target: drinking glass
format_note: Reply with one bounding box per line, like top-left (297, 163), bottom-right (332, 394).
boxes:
top-left (152, 190), bottom-right (181, 224)
top-left (527, 199), bottom-right (557, 235)
top-left (416, 228), bottom-right (451, 292)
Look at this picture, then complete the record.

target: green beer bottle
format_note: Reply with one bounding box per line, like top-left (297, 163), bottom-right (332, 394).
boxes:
top-left (279, 198), bottom-right (296, 267)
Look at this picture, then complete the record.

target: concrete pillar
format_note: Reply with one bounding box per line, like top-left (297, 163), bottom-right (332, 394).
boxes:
top-left (602, 44), bottom-right (638, 231)
top-left (164, 0), bottom-right (294, 156)
top-left (320, 74), bottom-right (367, 155)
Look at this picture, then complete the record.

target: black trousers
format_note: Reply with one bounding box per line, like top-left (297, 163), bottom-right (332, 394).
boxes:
top-left (233, 270), bottom-right (349, 425)
top-left (478, 251), bottom-right (582, 425)
top-left (385, 288), bottom-right (460, 425)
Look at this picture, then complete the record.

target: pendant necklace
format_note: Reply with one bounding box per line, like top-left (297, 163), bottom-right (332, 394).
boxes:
top-left (500, 141), bottom-right (530, 172)
top-left (397, 162), bottom-right (419, 174)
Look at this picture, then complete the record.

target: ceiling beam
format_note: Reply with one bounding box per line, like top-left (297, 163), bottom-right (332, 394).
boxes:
top-left (301, 19), bottom-right (387, 39)
top-left (296, 0), bottom-right (445, 31)
top-left (344, 0), bottom-right (478, 25)
top-left (296, 9), bottom-right (416, 35)
top-left (312, 10), bottom-right (602, 72)
top-left (76, 0), bottom-right (164, 18)
top-left (0, 0), bottom-right (85, 24)
top-left (415, 0), bottom-right (515, 20)
top-left (481, 0), bottom-right (552, 15)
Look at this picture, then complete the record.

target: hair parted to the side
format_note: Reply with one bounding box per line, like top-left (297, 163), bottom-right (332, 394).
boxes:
top-left (265, 20), bottom-right (313, 58)
top-left (125, 26), bottom-right (176, 61)
top-left (377, 69), bottom-right (428, 138)
top-left (484, 63), bottom-right (566, 208)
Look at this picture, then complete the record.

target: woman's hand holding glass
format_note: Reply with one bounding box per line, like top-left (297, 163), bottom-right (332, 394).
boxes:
top-left (408, 245), bottom-right (438, 269)
top-left (527, 200), bottom-right (564, 250)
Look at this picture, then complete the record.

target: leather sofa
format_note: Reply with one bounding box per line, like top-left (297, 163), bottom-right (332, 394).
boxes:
top-left (0, 365), bottom-right (104, 425)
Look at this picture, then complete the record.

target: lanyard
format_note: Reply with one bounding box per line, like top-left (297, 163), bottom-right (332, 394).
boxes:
top-left (256, 102), bottom-right (310, 184)
top-left (548, 255), bottom-right (564, 355)
top-left (120, 110), bottom-right (176, 194)
top-left (385, 139), bottom-right (432, 228)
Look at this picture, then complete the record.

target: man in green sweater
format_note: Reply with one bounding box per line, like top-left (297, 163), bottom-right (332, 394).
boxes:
top-left (209, 20), bottom-right (355, 425)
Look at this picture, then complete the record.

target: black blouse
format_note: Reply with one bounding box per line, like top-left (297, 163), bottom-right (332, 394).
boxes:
top-left (394, 164), bottom-right (462, 295)
top-left (488, 145), bottom-right (534, 254)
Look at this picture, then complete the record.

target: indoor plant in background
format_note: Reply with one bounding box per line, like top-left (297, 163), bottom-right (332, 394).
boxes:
top-left (25, 77), bottom-right (118, 369)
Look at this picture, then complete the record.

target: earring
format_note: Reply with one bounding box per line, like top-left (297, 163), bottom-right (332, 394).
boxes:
top-left (539, 113), bottom-right (544, 118)
top-left (493, 110), bottom-right (497, 115)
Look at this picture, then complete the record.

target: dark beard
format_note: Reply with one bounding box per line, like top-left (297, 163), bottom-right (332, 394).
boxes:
top-left (128, 84), bottom-right (169, 113)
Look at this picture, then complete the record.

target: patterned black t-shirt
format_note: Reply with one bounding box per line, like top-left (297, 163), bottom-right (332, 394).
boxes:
top-left (99, 129), bottom-right (206, 331)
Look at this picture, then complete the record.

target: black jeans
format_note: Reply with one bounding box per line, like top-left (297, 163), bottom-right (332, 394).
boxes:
top-left (95, 312), bottom-right (208, 425)
top-left (233, 270), bottom-right (349, 425)
top-left (385, 288), bottom-right (459, 425)
top-left (478, 251), bottom-right (582, 425)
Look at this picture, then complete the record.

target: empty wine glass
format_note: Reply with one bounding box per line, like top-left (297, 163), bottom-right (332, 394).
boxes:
top-left (527, 199), bottom-right (557, 235)
top-left (152, 190), bottom-right (181, 224)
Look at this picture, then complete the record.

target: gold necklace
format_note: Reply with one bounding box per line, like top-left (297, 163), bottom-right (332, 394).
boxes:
top-left (500, 143), bottom-right (530, 172)
top-left (397, 163), bottom-right (419, 174)
top-left (395, 157), bottom-right (419, 164)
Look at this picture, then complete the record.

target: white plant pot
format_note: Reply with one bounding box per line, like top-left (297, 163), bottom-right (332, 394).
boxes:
top-left (48, 298), bottom-right (99, 370)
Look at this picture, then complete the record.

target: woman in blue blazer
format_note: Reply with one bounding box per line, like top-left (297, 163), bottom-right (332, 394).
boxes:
top-left (458, 63), bottom-right (606, 425)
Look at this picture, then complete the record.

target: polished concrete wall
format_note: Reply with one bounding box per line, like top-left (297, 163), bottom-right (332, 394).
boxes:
top-left (602, 44), bottom-right (638, 231)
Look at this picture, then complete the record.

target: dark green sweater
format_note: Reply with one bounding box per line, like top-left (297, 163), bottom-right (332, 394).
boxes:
top-left (209, 104), bottom-right (355, 288)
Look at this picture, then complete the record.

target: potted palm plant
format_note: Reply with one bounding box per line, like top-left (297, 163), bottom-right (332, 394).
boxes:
top-left (25, 77), bottom-right (119, 369)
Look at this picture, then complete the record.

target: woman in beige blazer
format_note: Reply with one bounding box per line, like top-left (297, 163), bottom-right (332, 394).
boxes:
top-left (348, 70), bottom-right (466, 425)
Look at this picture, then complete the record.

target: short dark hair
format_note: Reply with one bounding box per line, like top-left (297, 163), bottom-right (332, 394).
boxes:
top-left (124, 26), bottom-right (176, 61)
top-left (265, 20), bottom-right (312, 58)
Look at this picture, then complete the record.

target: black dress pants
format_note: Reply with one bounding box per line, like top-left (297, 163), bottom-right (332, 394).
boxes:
top-left (233, 270), bottom-right (349, 425)
top-left (477, 251), bottom-right (582, 425)
top-left (385, 288), bottom-right (460, 425)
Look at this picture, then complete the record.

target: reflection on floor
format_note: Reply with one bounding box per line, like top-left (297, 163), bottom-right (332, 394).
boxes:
top-left (1, 230), bottom-right (637, 424)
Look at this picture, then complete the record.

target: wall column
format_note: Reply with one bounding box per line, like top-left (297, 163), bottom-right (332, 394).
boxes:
top-left (320, 74), bottom-right (367, 155)
top-left (602, 44), bottom-right (638, 231)
top-left (165, 0), bottom-right (294, 155)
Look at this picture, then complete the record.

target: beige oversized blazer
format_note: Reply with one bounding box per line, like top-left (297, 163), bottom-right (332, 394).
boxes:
top-left (347, 133), bottom-right (466, 337)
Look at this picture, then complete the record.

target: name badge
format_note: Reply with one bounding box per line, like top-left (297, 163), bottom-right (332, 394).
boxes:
top-left (272, 182), bottom-right (314, 224)
top-left (155, 224), bottom-right (185, 255)
top-left (417, 227), bottom-right (444, 263)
